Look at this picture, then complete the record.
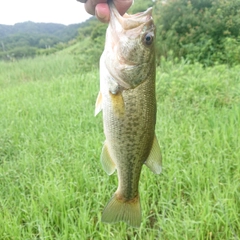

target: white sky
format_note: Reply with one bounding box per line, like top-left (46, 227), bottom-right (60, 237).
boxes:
top-left (0, 0), bottom-right (92, 25)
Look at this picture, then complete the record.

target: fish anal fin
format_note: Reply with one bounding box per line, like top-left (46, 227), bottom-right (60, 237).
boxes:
top-left (109, 92), bottom-right (125, 117)
top-left (95, 91), bottom-right (103, 116)
top-left (145, 134), bottom-right (162, 174)
top-left (101, 142), bottom-right (116, 175)
top-left (102, 192), bottom-right (141, 228)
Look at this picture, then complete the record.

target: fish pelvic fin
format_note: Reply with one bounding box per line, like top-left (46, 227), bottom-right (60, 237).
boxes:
top-left (145, 134), bottom-right (162, 174)
top-left (102, 192), bottom-right (141, 228)
top-left (95, 91), bottom-right (103, 116)
top-left (101, 142), bottom-right (116, 175)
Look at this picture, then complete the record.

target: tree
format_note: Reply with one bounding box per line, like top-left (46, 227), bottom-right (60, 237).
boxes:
top-left (153, 0), bottom-right (240, 65)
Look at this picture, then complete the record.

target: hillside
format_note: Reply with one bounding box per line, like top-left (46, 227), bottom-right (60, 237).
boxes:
top-left (1, 0), bottom-right (240, 66)
top-left (0, 21), bottom-right (90, 60)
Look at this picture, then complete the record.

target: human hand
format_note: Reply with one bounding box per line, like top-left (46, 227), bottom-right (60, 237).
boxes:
top-left (78, 0), bottom-right (133, 23)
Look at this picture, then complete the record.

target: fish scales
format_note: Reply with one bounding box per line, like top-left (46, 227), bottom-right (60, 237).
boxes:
top-left (105, 78), bottom-right (156, 199)
top-left (95, 1), bottom-right (162, 227)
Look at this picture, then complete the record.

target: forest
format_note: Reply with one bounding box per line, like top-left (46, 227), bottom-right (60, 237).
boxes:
top-left (1, 0), bottom-right (240, 66)
top-left (0, 21), bottom-right (83, 59)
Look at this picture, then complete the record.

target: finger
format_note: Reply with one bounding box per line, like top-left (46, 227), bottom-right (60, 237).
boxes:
top-left (84, 0), bottom-right (107, 16)
top-left (95, 0), bottom-right (133, 23)
top-left (95, 3), bottom-right (110, 23)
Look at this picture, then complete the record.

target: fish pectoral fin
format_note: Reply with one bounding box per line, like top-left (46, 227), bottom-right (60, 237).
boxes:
top-left (145, 134), bottom-right (162, 174)
top-left (102, 192), bottom-right (141, 228)
top-left (95, 91), bottom-right (103, 116)
top-left (109, 92), bottom-right (125, 117)
top-left (101, 142), bottom-right (116, 175)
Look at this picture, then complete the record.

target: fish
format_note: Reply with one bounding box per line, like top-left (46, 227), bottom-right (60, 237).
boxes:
top-left (95, 1), bottom-right (162, 228)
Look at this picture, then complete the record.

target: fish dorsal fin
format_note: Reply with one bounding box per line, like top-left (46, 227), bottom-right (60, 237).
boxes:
top-left (95, 91), bottom-right (103, 116)
top-left (145, 135), bottom-right (162, 174)
top-left (101, 142), bottom-right (116, 175)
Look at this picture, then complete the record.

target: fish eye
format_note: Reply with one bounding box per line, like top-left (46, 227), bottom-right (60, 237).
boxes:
top-left (143, 33), bottom-right (154, 46)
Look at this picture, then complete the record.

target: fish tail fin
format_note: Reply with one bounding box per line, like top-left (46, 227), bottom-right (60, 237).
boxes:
top-left (102, 192), bottom-right (141, 228)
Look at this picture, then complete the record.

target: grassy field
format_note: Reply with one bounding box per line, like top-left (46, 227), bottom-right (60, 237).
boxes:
top-left (0, 55), bottom-right (239, 239)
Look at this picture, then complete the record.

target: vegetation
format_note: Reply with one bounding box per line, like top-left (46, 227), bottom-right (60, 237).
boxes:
top-left (0, 21), bottom-right (83, 60)
top-left (154, 0), bottom-right (240, 66)
top-left (74, 0), bottom-right (240, 67)
top-left (0, 51), bottom-right (239, 238)
top-left (0, 2), bottom-right (240, 237)
top-left (1, 0), bottom-right (240, 66)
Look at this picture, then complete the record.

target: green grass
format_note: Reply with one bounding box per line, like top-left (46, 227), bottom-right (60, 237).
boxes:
top-left (0, 55), bottom-right (239, 239)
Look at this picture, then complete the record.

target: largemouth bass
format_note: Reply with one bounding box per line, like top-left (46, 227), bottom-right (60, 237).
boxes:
top-left (95, 2), bottom-right (162, 227)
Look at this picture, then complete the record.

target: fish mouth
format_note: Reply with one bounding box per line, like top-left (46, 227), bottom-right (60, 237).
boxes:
top-left (109, 2), bottom-right (153, 30)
